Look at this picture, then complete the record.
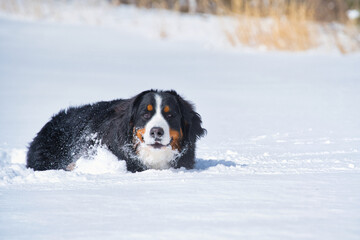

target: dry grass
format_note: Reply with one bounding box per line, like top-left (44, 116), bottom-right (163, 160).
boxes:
top-left (221, 0), bottom-right (360, 53)
top-left (323, 21), bottom-right (360, 54)
top-left (1, 0), bottom-right (359, 53)
top-left (227, 0), bottom-right (316, 51)
top-left (115, 0), bottom-right (360, 52)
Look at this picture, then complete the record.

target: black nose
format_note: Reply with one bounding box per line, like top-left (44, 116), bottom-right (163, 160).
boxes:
top-left (150, 127), bottom-right (164, 139)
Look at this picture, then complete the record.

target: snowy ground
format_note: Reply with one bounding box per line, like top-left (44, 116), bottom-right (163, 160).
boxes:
top-left (1, 4), bottom-right (360, 240)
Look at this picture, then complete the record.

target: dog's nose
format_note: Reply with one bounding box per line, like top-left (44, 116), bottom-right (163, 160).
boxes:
top-left (150, 127), bottom-right (164, 139)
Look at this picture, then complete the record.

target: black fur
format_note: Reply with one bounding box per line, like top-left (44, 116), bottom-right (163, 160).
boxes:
top-left (26, 90), bottom-right (206, 172)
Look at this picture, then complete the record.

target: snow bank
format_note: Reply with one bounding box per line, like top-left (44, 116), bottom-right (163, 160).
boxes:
top-left (74, 147), bottom-right (127, 174)
top-left (0, 146), bottom-right (128, 186)
top-left (0, 1), bottom-right (231, 50)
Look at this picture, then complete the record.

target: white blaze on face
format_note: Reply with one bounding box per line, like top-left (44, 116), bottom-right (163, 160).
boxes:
top-left (137, 94), bottom-right (179, 169)
top-left (143, 94), bottom-right (171, 145)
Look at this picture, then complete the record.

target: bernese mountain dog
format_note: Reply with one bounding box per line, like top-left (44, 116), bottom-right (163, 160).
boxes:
top-left (26, 90), bottom-right (206, 172)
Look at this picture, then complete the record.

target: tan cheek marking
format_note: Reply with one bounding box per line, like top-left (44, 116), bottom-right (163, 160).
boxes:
top-left (164, 105), bottom-right (170, 113)
top-left (134, 128), bottom-right (145, 143)
top-left (147, 104), bottom-right (153, 111)
top-left (170, 128), bottom-right (183, 150)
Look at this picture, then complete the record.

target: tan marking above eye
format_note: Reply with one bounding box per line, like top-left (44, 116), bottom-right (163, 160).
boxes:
top-left (164, 105), bottom-right (170, 113)
top-left (147, 104), bottom-right (153, 111)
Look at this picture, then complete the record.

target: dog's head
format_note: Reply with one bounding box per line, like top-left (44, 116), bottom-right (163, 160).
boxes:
top-left (126, 90), bottom-right (206, 169)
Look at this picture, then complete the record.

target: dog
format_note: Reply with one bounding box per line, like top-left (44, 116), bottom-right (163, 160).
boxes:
top-left (26, 90), bottom-right (206, 172)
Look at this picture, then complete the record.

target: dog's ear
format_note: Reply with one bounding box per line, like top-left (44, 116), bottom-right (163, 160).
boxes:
top-left (168, 90), bottom-right (206, 143)
top-left (110, 90), bottom-right (154, 133)
top-left (128, 90), bottom-right (153, 124)
top-left (112, 90), bottom-right (153, 121)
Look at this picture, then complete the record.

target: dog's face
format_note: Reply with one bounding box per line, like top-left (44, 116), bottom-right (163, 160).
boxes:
top-left (131, 92), bottom-right (184, 169)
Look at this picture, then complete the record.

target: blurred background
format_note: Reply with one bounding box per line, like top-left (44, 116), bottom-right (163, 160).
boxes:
top-left (0, 0), bottom-right (359, 53)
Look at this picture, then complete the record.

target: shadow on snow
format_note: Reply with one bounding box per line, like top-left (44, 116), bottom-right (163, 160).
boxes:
top-left (194, 158), bottom-right (239, 171)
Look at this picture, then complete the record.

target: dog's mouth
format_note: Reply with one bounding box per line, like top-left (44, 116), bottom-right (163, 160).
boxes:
top-left (150, 142), bottom-right (167, 149)
top-left (148, 138), bottom-right (173, 149)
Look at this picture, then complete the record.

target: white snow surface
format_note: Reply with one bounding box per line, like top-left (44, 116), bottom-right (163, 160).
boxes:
top-left (1, 5), bottom-right (360, 240)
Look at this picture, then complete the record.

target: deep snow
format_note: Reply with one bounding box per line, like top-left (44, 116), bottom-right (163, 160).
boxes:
top-left (1, 5), bottom-right (360, 240)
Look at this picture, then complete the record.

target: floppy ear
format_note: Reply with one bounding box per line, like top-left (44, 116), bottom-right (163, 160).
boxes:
top-left (112, 90), bottom-right (152, 120)
top-left (169, 91), bottom-right (206, 143)
top-left (128, 90), bottom-right (154, 124)
top-left (110, 90), bottom-right (154, 138)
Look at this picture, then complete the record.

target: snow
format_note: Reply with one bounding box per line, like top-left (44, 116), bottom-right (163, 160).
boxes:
top-left (347, 9), bottom-right (360, 20)
top-left (74, 146), bottom-right (127, 174)
top-left (1, 3), bottom-right (360, 240)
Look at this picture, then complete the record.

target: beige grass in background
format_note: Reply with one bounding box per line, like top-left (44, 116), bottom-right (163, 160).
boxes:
top-left (1, 0), bottom-right (359, 53)
top-left (228, 0), bottom-right (316, 51)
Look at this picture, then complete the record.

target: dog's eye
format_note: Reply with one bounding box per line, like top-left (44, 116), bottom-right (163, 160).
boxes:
top-left (165, 113), bottom-right (173, 119)
top-left (143, 113), bottom-right (151, 119)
